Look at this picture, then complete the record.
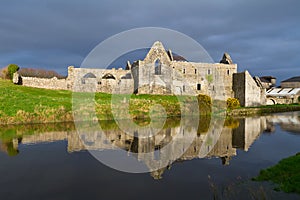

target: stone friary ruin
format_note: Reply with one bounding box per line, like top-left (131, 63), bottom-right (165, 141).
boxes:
top-left (14, 41), bottom-right (266, 107)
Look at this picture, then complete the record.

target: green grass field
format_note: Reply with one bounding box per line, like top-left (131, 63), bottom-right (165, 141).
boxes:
top-left (0, 79), bottom-right (185, 124)
top-left (0, 79), bottom-right (72, 116)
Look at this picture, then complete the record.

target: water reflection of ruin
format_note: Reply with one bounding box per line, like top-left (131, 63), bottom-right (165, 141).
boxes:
top-left (264, 112), bottom-right (300, 134)
top-left (1, 115), bottom-right (281, 179)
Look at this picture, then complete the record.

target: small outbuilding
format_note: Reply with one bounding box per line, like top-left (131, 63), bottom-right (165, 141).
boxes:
top-left (281, 76), bottom-right (300, 88)
top-left (266, 88), bottom-right (300, 105)
top-left (259, 76), bottom-right (276, 89)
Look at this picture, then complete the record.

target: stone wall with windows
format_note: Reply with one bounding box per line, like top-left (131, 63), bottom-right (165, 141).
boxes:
top-left (13, 41), bottom-right (266, 107)
top-left (132, 41), bottom-right (237, 101)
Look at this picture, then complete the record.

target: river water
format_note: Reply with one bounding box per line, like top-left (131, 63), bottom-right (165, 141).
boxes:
top-left (0, 112), bottom-right (300, 199)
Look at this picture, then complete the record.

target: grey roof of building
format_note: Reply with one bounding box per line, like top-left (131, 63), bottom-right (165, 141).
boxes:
top-left (282, 76), bottom-right (300, 83)
top-left (172, 55), bottom-right (187, 61)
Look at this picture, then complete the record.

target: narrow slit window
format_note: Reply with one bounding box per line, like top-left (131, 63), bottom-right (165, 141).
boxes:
top-left (183, 68), bottom-right (186, 74)
top-left (197, 84), bottom-right (201, 90)
top-left (227, 69), bottom-right (230, 75)
top-left (154, 59), bottom-right (161, 75)
top-left (208, 69), bottom-right (211, 74)
top-left (195, 69), bottom-right (197, 74)
top-left (183, 85), bottom-right (185, 92)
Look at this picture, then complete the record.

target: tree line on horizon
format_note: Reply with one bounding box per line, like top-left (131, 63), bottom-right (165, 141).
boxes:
top-left (0, 64), bottom-right (66, 80)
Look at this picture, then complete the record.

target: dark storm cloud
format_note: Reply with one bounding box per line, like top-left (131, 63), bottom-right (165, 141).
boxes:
top-left (0, 0), bottom-right (299, 81)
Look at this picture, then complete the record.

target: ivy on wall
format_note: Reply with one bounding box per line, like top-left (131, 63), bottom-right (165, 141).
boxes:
top-left (206, 74), bottom-right (213, 83)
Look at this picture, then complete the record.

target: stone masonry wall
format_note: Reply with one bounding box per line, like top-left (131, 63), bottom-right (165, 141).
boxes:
top-left (233, 72), bottom-right (246, 106)
top-left (233, 71), bottom-right (266, 107)
top-left (21, 76), bottom-right (68, 90)
top-left (18, 66), bottom-right (135, 93)
top-left (134, 41), bottom-right (237, 100)
top-left (172, 61), bottom-right (237, 100)
top-left (68, 66), bottom-right (134, 93)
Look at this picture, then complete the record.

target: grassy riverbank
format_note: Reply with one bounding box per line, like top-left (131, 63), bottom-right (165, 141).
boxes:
top-left (253, 153), bottom-right (300, 194)
top-left (227, 104), bottom-right (300, 116)
top-left (1, 79), bottom-right (300, 124)
top-left (0, 79), bottom-right (73, 124)
top-left (0, 79), bottom-right (183, 124)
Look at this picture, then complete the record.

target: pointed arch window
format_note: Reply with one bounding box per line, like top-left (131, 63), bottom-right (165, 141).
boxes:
top-left (102, 73), bottom-right (116, 79)
top-left (83, 73), bottom-right (96, 78)
top-left (154, 59), bottom-right (161, 75)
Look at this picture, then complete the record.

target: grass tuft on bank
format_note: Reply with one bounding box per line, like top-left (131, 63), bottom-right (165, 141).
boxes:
top-left (253, 153), bottom-right (300, 194)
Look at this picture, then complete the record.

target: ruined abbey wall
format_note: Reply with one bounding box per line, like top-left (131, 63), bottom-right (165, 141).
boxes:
top-left (134, 41), bottom-right (237, 101)
top-left (172, 62), bottom-right (237, 100)
top-left (67, 66), bottom-right (134, 94)
top-left (21, 76), bottom-right (69, 90)
top-left (17, 66), bottom-right (135, 94)
top-left (233, 71), bottom-right (266, 107)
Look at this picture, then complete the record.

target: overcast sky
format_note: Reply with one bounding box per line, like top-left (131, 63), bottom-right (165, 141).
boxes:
top-left (0, 0), bottom-right (299, 82)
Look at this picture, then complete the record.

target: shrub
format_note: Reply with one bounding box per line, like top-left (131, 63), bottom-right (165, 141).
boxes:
top-left (7, 64), bottom-right (19, 80)
top-left (227, 98), bottom-right (240, 110)
top-left (197, 94), bottom-right (212, 115)
top-left (0, 66), bottom-right (10, 79)
top-left (18, 68), bottom-right (66, 79)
